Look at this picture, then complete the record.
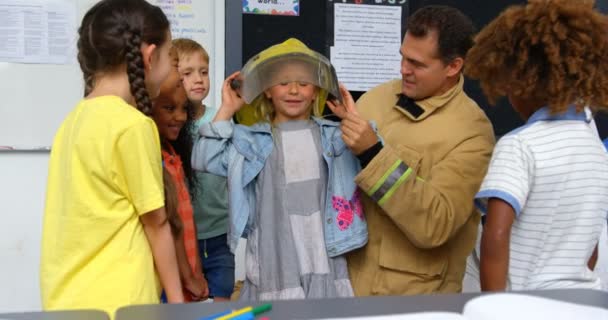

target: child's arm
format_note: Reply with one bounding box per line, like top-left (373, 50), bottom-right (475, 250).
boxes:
top-left (480, 198), bottom-right (516, 291)
top-left (173, 230), bottom-right (206, 300)
top-left (192, 224), bottom-right (209, 299)
top-left (140, 207), bottom-right (184, 303)
top-left (114, 119), bottom-right (184, 302)
top-left (193, 264), bottom-right (209, 300)
top-left (194, 224), bottom-right (209, 299)
top-left (588, 243), bottom-right (599, 270)
top-left (192, 72), bottom-right (244, 176)
top-left (214, 71), bottom-right (244, 122)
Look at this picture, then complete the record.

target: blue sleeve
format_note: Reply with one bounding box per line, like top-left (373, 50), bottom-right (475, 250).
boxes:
top-left (191, 120), bottom-right (236, 177)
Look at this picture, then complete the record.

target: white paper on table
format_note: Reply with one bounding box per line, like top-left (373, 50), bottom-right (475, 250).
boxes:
top-left (309, 293), bottom-right (608, 320)
top-left (309, 312), bottom-right (465, 320)
top-left (462, 293), bottom-right (608, 320)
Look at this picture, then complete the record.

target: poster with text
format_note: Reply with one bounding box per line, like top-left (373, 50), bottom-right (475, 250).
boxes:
top-left (0, 0), bottom-right (76, 64)
top-left (243, 0), bottom-right (299, 16)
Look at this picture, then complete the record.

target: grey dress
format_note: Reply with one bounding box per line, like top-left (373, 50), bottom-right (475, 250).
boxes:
top-left (239, 120), bottom-right (354, 301)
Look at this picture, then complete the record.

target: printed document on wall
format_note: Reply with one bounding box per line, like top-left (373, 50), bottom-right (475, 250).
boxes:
top-left (331, 3), bottom-right (402, 91)
top-left (0, 0), bottom-right (76, 64)
top-left (330, 46), bottom-right (401, 92)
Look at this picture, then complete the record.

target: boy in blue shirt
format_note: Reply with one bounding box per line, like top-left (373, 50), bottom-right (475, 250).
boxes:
top-left (173, 38), bottom-right (235, 301)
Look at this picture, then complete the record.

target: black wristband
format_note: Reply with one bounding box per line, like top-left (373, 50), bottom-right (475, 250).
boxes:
top-left (357, 141), bottom-right (383, 168)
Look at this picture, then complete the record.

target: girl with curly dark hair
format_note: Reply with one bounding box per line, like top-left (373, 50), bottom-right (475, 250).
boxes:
top-left (151, 48), bottom-right (208, 302)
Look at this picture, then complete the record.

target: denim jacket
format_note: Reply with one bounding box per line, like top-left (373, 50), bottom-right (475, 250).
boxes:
top-left (192, 117), bottom-right (368, 257)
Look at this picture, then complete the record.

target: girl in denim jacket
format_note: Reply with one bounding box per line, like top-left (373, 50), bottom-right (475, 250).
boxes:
top-left (192, 38), bottom-right (368, 301)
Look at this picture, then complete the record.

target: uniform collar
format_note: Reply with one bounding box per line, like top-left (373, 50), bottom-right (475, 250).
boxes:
top-left (394, 75), bottom-right (464, 121)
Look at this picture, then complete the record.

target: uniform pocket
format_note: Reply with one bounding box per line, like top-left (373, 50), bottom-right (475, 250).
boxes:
top-left (372, 231), bottom-right (447, 295)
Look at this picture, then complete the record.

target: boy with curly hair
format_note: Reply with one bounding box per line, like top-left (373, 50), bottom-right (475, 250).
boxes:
top-left (466, 0), bottom-right (608, 291)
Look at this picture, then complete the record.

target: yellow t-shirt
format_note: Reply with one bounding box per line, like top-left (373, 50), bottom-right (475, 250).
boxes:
top-left (41, 96), bottom-right (164, 315)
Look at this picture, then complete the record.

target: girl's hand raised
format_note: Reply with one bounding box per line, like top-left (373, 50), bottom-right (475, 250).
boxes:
top-left (214, 71), bottom-right (245, 121)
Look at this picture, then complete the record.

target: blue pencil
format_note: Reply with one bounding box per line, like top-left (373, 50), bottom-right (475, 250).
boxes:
top-left (198, 309), bottom-right (232, 320)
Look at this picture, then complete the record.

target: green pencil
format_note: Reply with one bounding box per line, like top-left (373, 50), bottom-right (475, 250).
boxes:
top-left (252, 303), bottom-right (272, 316)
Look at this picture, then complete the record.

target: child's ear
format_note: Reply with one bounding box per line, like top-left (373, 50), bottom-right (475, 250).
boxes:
top-left (141, 43), bottom-right (158, 71)
top-left (264, 89), bottom-right (272, 99)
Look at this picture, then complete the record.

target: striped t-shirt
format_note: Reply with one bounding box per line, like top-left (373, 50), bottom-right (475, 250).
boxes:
top-left (476, 106), bottom-right (608, 290)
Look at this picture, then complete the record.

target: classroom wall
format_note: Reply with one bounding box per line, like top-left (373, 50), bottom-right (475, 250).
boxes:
top-left (0, 153), bottom-right (47, 311)
top-left (0, 151), bottom-right (247, 312)
top-left (2, 0), bottom-right (608, 313)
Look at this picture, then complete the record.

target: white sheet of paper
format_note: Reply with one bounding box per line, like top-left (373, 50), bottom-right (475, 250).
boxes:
top-left (308, 293), bottom-right (608, 320)
top-left (309, 312), bottom-right (466, 320)
top-left (462, 293), bottom-right (608, 320)
top-left (0, 0), bottom-right (76, 64)
top-left (330, 45), bottom-right (401, 92)
top-left (334, 3), bottom-right (402, 49)
top-left (332, 3), bottom-right (402, 91)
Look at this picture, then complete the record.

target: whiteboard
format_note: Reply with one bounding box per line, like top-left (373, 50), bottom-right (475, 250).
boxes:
top-left (0, 0), bottom-right (225, 149)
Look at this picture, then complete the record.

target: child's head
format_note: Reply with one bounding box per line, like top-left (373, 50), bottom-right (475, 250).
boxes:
top-left (151, 48), bottom-right (197, 190)
top-left (77, 0), bottom-right (172, 115)
top-left (172, 39), bottom-right (210, 105)
top-left (235, 38), bottom-right (341, 125)
top-left (464, 0), bottom-right (608, 116)
top-left (151, 49), bottom-right (189, 143)
top-left (261, 59), bottom-right (319, 123)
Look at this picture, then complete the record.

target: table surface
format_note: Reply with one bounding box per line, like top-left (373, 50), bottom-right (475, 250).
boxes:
top-left (112, 289), bottom-right (608, 320)
top-left (0, 309), bottom-right (109, 320)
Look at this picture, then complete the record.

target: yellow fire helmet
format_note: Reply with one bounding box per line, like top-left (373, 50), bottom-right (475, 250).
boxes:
top-left (235, 38), bottom-right (342, 125)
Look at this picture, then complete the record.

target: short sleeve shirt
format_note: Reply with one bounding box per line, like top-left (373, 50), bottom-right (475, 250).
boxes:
top-left (41, 96), bottom-right (164, 314)
top-left (476, 107), bottom-right (608, 290)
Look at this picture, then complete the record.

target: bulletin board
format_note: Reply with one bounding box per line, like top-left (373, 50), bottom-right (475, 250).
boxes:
top-left (227, 0), bottom-right (608, 137)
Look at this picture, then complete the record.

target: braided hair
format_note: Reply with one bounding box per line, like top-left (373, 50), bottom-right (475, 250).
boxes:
top-left (169, 99), bottom-right (198, 192)
top-left (77, 0), bottom-right (169, 115)
top-left (163, 167), bottom-right (183, 237)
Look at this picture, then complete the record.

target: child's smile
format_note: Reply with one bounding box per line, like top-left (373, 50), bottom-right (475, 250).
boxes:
top-left (152, 54), bottom-right (189, 142)
top-left (152, 95), bottom-right (188, 141)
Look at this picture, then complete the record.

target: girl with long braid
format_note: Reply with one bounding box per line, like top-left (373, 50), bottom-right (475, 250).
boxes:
top-left (41, 0), bottom-right (183, 314)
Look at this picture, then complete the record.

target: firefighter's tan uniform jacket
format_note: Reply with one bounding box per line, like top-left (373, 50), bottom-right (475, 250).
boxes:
top-left (348, 76), bottom-right (495, 295)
